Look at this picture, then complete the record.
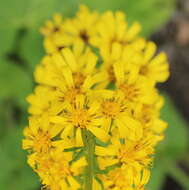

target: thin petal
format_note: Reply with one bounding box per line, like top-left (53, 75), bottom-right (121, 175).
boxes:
top-left (88, 126), bottom-right (110, 142)
top-left (75, 128), bottom-right (84, 147)
top-left (95, 146), bottom-right (117, 156)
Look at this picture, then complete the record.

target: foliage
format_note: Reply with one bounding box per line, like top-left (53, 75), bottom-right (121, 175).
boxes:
top-left (1, 0), bottom-right (188, 190)
top-left (148, 93), bottom-right (189, 190)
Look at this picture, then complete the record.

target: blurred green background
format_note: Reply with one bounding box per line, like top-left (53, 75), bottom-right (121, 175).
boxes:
top-left (0, 0), bottom-right (189, 190)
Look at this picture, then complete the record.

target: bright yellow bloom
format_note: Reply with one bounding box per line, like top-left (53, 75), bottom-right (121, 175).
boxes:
top-left (96, 134), bottom-right (154, 171)
top-left (113, 61), bottom-right (156, 105)
top-left (137, 41), bottom-right (169, 83)
top-left (22, 116), bottom-right (63, 154)
top-left (63, 5), bottom-right (99, 45)
top-left (134, 95), bottom-right (167, 136)
top-left (40, 13), bottom-right (72, 54)
top-left (99, 166), bottom-right (150, 190)
top-left (40, 13), bottom-right (70, 54)
top-left (40, 14), bottom-right (64, 37)
top-left (90, 11), bottom-right (141, 59)
top-left (23, 5), bottom-right (169, 190)
top-left (26, 85), bottom-right (55, 115)
top-left (50, 95), bottom-right (110, 145)
top-left (41, 5), bottom-right (100, 53)
top-left (97, 90), bottom-right (143, 140)
top-left (31, 150), bottom-right (86, 190)
top-left (31, 45), bottom-right (107, 112)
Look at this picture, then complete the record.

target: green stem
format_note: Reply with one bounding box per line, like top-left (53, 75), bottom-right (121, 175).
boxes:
top-left (166, 161), bottom-right (189, 190)
top-left (82, 129), bottom-right (95, 190)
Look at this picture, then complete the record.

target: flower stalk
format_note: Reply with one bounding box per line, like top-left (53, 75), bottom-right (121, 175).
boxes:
top-left (82, 129), bottom-right (95, 190)
top-left (22, 4), bottom-right (170, 190)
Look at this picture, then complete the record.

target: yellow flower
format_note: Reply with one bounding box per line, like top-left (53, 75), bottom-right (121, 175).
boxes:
top-left (43, 34), bottom-right (72, 54)
top-left (40, 14), bottom-right (64, 37)
top-left (50, 95), bottom-right (110, 145)
top-left (32, 45), bottom-right (107, 110)
top-left (96, 134), bottom-right (154, 171)
top-left (22, 116), bottom-right (63, 154)
top-left (134, 95), bottom-right (168, 136)
top-left (23, 5), bottom-right (170, 190)
top-left (113, 61), bottom-right (156, 104)
top-left (32, 150), bottom-right (86, 190)
top-left (137, 41), bottom-right (169, 83)
top-left (63, 5), bottom-right (99, 45)
top-left (26, 85), bottom-right (55, 115)
top-left (99, 166), bottom-right (150, 190)
top-left (40, 13), bottom-right (72, 54)
top-left (36, 45), bottom-right (105, 88)
top-left (94, 38), bottom-right (146, 88)
top-left (90, 11), bottom-right (141, 57)
top-left (96, 90), bottom-right (143, 140)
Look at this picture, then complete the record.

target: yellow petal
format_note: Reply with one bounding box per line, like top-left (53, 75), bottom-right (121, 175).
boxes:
top-left (98, 157), bottom-right (119, 169)
top-left (76, 128), bottom-right (84, 147)
top-left (62, 66), bottom-right (74, 87)
top-left (88, 126), bottom-right (110, 142)
top-left (50, 116), bottom-right (66, 125)
top-left (95, 146), bottom-right (117, 156)
top-left (62, 48), bottom-right (77, 71)
top-left (93, 178), bottom-right (102, 190)
top-left (115, 119), bottom-right (130, 138)
top-left (113, 61), bottom-right (124, 85)
top-left (125, 22), bottom-right (141, 41)
top-left (67, 176), bottom-right (81, 190)
top-left (75, 95), bottom-right (85, 108)
top-left (49, 124), bottom-right (64, 138)
top-left (120, 115), bottom-right (143, 140)
top-left (71, 157), bottom-right (86, 172)
top-left (144, 42), bottom-right (156, 62)
top-left (60, 179), bottom-right (69, 190)
top-left (88, 101), bottom-right (100, 114)
top-left (82, 76), bottom-right (94, 91)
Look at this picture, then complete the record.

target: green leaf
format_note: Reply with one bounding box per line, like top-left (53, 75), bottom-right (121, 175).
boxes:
top-left (0, 58), bottom-right (33, 108)
top-left (165, 160), bottom-right (189, 190)
top-left (148, 93), bottom-right (189, 190)
top-left (0, 29), bottom-right (17, 56)
top-left (0, 0), bottom-right (79, 29)
top-left (147, 158), bottom-right (166, 190)
top-left (80, 0), bottom-right (175, 36)
top-left (20, 30), bottom-right (44, 71)
top-left (0, 128), bottom-right (39, 190)
top-left (157, 93), bottom-right (189, 160)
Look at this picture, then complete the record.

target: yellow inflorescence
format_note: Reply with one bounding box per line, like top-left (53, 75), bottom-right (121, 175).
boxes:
top-left (23, 5), bottom-right (169, 190)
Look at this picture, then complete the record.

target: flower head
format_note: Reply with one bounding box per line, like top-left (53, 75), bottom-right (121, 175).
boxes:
top-left (50, 95), bottom-right (110, 145)
top-left (63, 5), bottom-right (99, 45)
top-left (91, 11), bottom-right (141, 49)
top-left (23, 116), bottom-right (63, 154)
top-left (31, 150), bottom-right (86, 190)
top-left (23, 5), bottom-right (169, 190)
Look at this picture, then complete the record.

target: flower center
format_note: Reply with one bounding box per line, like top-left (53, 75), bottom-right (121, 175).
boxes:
top-left (73, 72), bottom-right (86, 88)
top-left (107, 65), bottom-right (116, 82)
top-left (79, 30), bottom-right (89, 43)
top-left (108, 168), bottom-right (127, 189)
top-left (38, 155), bottom-right (71, 179)
top-left (119, 84), bottom-right (140, 102)
top-left (55, 161), bottom-right (72, 177)
top-left (139, 105), bottom-right (153, 125)
top-left (33, 130), bottom-right (51, 153)
top-left (64, 87), bottom-right (82, 104)
top-left (102, 100), bottom-right (121, 119)
top-left (70, 109), bottom-right (90, 128)
top-left (111, 37), bottom-right (127, 47)
top-left (139, 65), bottom-right (148, 76)
top-left (117, 145), bottom-right (131, 164)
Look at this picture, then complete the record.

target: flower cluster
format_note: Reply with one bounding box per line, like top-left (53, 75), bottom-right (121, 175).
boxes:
top-left (23, 5), bottom-right (169, 190)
